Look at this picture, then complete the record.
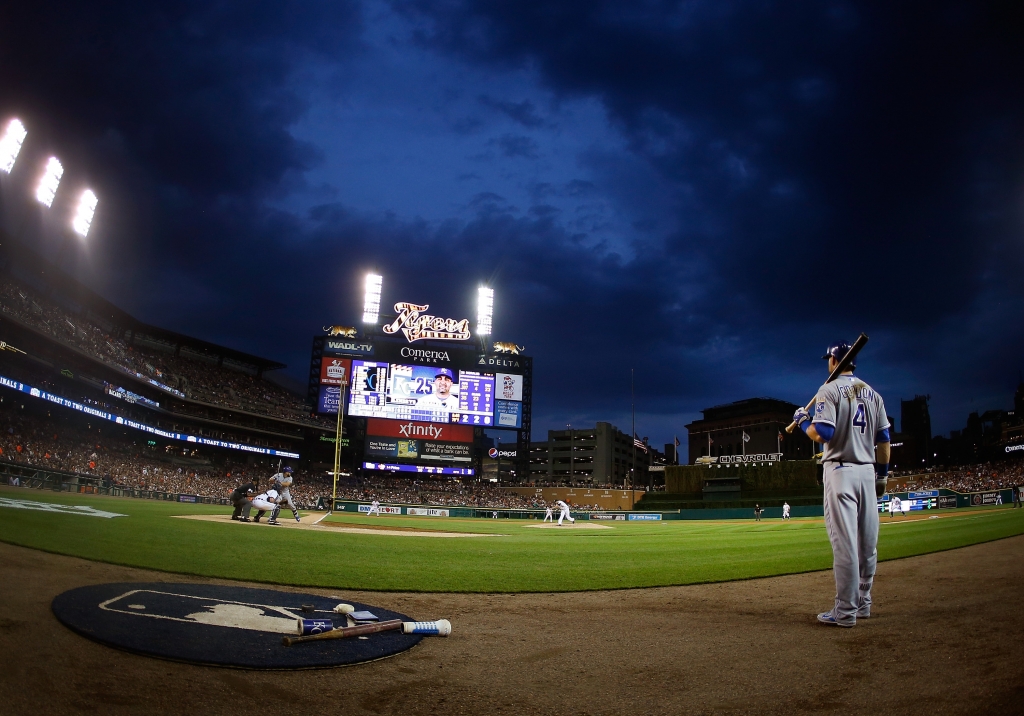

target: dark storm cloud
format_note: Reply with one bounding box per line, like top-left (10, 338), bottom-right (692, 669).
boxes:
top-left (396, 0), bottom-right (1024, 432)
top-left (3, 0), bottom-right (1024, 448)
top-left (478, 96), bottom-right (545, 127)
top-left (491, 134), bottom-right (539, 159)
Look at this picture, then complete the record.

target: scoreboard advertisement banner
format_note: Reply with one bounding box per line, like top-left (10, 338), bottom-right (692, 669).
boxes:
top-left (363, 461), bottom-right (475, 476)
top-left (494, 399), bottom-right (522, 428)
top-left (366, 418), bottom-right (473, 443)
top-left (365, 437), bottom-right (472, 462)
top-left (320, 357), bottom-right (351, 386)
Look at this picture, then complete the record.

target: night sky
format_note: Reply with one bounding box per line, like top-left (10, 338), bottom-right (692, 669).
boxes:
top-left (2, 1), bottom-right (1023, 456)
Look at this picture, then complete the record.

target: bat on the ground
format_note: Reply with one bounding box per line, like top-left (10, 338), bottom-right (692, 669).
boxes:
top-left (282, 618), bottom-right (451, 646)
top-left (785, 333), bottom-right (869, 434)
top-left (283, 619), bottom-right (403, 646)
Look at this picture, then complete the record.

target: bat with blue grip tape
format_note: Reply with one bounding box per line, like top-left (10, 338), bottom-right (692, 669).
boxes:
top-left (282, 618), bottom-right (451, 646)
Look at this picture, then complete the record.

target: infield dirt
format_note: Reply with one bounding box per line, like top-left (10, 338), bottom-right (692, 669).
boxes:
top-left (2, 536), bottom-right (1023, 715)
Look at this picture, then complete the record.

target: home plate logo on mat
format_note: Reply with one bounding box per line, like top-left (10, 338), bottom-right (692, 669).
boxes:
top-left (51, 583), bottom-right (425, 669)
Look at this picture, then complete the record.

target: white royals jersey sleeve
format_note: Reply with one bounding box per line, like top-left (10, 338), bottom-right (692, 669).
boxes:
top-left (813, 375), bottom-right (889, 464)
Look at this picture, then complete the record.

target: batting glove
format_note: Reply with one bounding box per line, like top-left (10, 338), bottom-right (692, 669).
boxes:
top-left (792, 407), bottom-right (811, 429)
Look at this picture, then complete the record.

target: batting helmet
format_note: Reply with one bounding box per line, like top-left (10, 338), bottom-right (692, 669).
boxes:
top-left (822, 340), bottom-right (855, 369)
top-left (283, 466), bottom-right (293, 474)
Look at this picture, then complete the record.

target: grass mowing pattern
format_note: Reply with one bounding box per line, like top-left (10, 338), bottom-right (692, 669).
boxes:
top-left (1, 486), bottom-right (1022, 593)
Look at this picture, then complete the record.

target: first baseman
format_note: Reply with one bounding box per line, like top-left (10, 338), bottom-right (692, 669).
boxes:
top-left (793, 340), bottom-right (890, 628)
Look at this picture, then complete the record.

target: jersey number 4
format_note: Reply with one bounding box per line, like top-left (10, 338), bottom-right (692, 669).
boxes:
top-left (852, 403), bottom-right (867, 434)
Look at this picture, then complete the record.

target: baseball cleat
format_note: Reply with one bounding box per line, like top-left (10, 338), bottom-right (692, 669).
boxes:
top-left (295, 517), bottom-right (301, 523)
top-left (239, 517), bottom-right (250, 523)
top-left (267, 520), bottom-right (280, 525)
top-left (817, 611), bottom-right (854, 628)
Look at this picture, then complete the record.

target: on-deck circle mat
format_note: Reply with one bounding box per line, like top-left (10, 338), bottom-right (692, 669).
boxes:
top-left (52, 582), bottom-right (422, 669)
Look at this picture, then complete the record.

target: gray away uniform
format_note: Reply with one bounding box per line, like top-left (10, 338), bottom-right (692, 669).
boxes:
top-left (813, 375), bottom-right (889, 625)
top-left (270, 473), bottom-right (300, 522)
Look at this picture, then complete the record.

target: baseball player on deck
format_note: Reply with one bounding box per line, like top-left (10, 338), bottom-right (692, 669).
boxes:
top-left (270, 467), bottom-right (300, 524)
top-left (792, 340), bottom-right (890, 628)
top-left (554, 499), bottom-right (574, 526)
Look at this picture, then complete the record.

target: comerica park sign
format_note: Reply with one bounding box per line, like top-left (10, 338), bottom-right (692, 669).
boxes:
top-left (383, 302), bottom-right (471, 343)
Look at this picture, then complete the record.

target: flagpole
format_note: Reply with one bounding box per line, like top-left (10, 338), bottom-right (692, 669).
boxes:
top-left (631, 368), bottom-right (635, 491)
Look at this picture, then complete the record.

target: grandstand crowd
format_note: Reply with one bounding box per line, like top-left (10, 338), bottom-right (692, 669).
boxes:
top-left (3, 403), bottom-right (1020, 512)
top-left (0, 281), bottom-right (318, 425)
top-left (0, 409), bottom-right (559, 510)
top-left (899, 463), bottom-right (1024, 493)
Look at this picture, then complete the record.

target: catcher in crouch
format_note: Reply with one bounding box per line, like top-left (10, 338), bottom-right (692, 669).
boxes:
top-left (270, 466), bottom-right (301, 523)
top-left (251, 489), bottom-right (280, 524)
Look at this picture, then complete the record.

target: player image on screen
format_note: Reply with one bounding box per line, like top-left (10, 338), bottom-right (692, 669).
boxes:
top-left (417, 368), bottom-right (459, 411)
top-left (347, 361), bottom-right (496, 424)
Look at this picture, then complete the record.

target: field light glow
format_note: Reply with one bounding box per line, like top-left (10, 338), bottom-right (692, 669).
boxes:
top-left (35, 157), bottom-right (63, 207)
top-left (362, 273), bottom-right (383, 323)
top-left (72, 189), bottom-right (98, 237)
top-left (477, 286), bottom-right (494, 335)
top-left (0, 119), bottom-right (27, 173)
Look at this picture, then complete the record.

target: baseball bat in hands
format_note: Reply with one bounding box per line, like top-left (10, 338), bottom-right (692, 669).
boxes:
top-left (282, 619), bottom-right (452, 646)
top-left (785, 333), bottom-right (869, 434)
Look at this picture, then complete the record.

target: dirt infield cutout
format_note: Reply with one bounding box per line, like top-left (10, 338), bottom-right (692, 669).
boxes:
top-left (174, 514), bottom-right (499, 538)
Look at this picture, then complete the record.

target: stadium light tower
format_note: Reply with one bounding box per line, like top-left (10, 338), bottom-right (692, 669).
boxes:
top-left (35, 157), bottom-right (64, 207)
top-left (0, 119), bottom-right (27, 173)
top-left (477, 286), bottom-right (494, 335)
top-left (362, 273), bottom-right (383, 323)
top-left (72, 189), bottom-right (98, 238)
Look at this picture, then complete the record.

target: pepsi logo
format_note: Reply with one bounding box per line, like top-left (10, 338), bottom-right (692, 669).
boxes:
top-left (488, 448), bottom-right (498, 458)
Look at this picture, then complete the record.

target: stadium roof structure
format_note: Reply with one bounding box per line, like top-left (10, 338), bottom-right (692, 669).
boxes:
top-left (0, 233), bottom-right (285, 374)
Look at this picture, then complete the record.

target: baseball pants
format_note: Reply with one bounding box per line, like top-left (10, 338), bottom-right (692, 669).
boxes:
top-left (822, 462), bottom-right (879, 624)
top-left (271, 489), bottom-right (298, 521)
top-left (557, 508), bottom-right (574, 526)
top-left (231, 499), bottom-right (252, 519)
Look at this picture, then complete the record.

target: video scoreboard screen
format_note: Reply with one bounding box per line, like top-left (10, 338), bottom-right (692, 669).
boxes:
top-left (347, 360), bottom-right (497, 425)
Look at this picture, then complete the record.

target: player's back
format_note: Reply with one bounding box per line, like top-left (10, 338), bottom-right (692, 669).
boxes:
top-left (814, 375), bottom-right (888, 464)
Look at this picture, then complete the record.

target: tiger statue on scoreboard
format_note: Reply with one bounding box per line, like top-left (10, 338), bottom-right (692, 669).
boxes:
top-left (324, 325), bottom-right (358, 338)
top-left (492, 342), bottom-right (525, 355)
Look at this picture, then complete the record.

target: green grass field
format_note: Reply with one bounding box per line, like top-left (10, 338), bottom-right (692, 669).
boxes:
top-left (2, 486), bottom-right (1022, 592)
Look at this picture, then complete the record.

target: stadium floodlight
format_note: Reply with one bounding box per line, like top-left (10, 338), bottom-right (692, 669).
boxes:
top-left (35, 156), bottom-right (64, 207)
top-left (477, 286), bottom-right (494, 335)
top-left (72, 189), bottom-right (98, 237)
top-left (0, 119), bottom-right (27, 173)
top-left (362, 273), bottom-right (383, 323)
